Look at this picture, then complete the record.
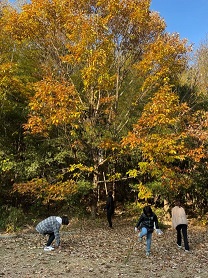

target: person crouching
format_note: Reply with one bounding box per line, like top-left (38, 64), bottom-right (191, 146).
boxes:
top-left (36, 215), bottom-right (69, 251)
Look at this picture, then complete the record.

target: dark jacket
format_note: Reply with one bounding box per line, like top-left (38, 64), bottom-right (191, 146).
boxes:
top-left (105, 195), bottom-right (114, 213)
top-left (136, 212), bottom-right (159, 233)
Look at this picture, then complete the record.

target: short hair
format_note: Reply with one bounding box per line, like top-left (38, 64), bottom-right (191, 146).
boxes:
top-left (62, 216), bottom-right (69, 225)
top-left (108, 191), bottom-right (113, 196)
top-left (175, 200), bottom-right (181, 207)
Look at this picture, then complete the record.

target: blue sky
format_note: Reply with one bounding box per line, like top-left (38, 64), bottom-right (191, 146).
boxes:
top-left (151, 0), bottom-right (208, 49)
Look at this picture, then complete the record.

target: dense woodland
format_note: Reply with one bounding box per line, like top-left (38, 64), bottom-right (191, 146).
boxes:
top-left (0, 0), bottom-right (207, 231)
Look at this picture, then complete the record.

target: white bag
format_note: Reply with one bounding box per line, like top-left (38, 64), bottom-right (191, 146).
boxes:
top-left (155, 229), bottom-right (163, 235)
top-left (154, 222), bottom-right (163, 235)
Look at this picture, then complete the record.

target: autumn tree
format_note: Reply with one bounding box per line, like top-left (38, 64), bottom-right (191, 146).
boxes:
top-left (3, 0), bottom-right (193, 214)
top-left (122, 81), bottom-right (208, 210)
top-left (0, 2), bottom-right (34, 205)
top-left (176, 40), bottom-right (208, 213)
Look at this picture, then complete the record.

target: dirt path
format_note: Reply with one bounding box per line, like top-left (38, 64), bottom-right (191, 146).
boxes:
top-left (0, 218), bottom-right (207, 278)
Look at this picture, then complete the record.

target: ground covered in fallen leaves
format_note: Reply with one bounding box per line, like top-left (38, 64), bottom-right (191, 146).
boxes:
top-left (0, 216), bottom-right (207, 278)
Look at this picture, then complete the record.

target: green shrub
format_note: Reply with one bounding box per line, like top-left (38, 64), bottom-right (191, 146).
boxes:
top-left (0, 206), bottom-right (25, 232)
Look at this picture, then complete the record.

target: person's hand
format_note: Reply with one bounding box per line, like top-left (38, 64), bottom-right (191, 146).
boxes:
top-left (134, 227), bottom-right (138, 233)
top-left (156, 229), bottom-right (163, 235)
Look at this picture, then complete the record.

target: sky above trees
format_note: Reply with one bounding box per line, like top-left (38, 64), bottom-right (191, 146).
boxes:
top-left (151, 0), bottom-right (208, 49)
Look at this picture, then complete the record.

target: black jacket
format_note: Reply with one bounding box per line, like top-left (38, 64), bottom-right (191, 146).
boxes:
top-left (105, 196), bottom-right (114, 213)
top-left (136, 212), bottom-right (159, 233)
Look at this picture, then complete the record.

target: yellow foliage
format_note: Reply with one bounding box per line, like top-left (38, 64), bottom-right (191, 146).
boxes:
top-left (68, 164), bottom-right (94, 176)
top-left (138, 183), bottom-right (153, 200)
top-left (135, 33), bottom-right (189, 91)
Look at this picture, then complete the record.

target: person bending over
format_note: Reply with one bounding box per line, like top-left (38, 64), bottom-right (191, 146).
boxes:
top-left (36, 215), bottom-right (69, 251)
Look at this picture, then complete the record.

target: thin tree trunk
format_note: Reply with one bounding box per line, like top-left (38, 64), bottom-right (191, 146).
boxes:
top-left (164, 199), bottom-right (171, 220)
top-left (103, 172), bottom-right (108, 195)
top-left (91, 170), bottom-right (98, 219)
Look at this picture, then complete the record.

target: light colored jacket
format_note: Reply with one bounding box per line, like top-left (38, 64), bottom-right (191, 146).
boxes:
top-left (171, 206), bottom-right (188, 229)
top-left (36, 216), bottom-right (62, 246)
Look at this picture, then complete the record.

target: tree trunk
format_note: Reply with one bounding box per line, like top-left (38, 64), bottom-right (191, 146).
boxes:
top-left (90, 170), bottom-right (98, 219)
top-left (164, 199), bottom-right (171, 220)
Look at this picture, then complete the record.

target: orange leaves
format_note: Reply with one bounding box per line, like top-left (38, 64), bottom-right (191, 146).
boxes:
top-left (185, 110), bottom-right (208, 162)
top-left (24, 77), bottom-right (81, 135)
top-left (138, 85), bottom-right (190, 130)
top-left (124, 70), bottom-right (207, 195)
top-left (99, 139), bottom-right (120, 151)
top-left (13, 178), bottom-right (78, 204)
top-left (123, 84), bottom-right (188, 155)
top-left (186, 110), bottom-right (208, 141)
top-left (122, 83), bottom-right (207, 187)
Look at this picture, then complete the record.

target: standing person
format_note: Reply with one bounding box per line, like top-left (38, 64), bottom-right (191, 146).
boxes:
top-left (171, 200), bottom-right (189, 252)
top-left (36, 215), bottom-right (69, 251)
top-left (105, 191), bottom-right (114, 228)
top-left (135, 206), bottom-right (159, 256)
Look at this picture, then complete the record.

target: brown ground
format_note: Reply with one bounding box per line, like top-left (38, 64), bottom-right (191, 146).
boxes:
top-left (0, 217), bottom-right (207, 278)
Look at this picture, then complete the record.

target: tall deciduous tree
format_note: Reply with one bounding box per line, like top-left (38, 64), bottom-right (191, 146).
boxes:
top-left (176, 40), bottom-right (208, 212)
top-left (3, 0), bottom-right (192, 213)
top-left (0, 3), bottom-right (33, 196)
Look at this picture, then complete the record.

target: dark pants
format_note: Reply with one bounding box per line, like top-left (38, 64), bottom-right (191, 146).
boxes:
top-left (107, 210), bottom-right (113, 227)
top-left (44, 232), bottom-right (55, 246)
top-left (176, 224), bottom-right (189, 250)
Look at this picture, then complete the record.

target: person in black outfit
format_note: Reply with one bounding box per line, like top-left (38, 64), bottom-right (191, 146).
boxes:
top-left (105, 191), bottom-right (114, 228)
top-left (135, 206), bottom-right (159, 256)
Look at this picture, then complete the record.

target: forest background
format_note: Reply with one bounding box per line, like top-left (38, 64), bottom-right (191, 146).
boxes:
top-left (0, 0), bottom-right (207, 233)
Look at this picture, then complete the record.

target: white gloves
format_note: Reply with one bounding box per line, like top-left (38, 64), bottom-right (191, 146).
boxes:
top-left (134, 227), bottom-right (138, 232)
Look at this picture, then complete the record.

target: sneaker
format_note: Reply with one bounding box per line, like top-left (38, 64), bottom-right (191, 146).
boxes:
top-left (177, 244), bottom-right (182, 248)
top-left (146, 252), bottom-right (150, 256)
top-left (44, 246), bottom-right (54, 251)
top-left (185, 249), bottom-right (190, 252)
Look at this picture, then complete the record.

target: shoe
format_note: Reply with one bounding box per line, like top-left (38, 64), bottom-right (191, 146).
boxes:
top-left (44, 246), bottom-right (54, 251)
top-left (177, 244), bottom-right (182, 248)
top-left (146, 252), bottom-right (150, 256)
top-left (185, 249), bottom-right (190, 252)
